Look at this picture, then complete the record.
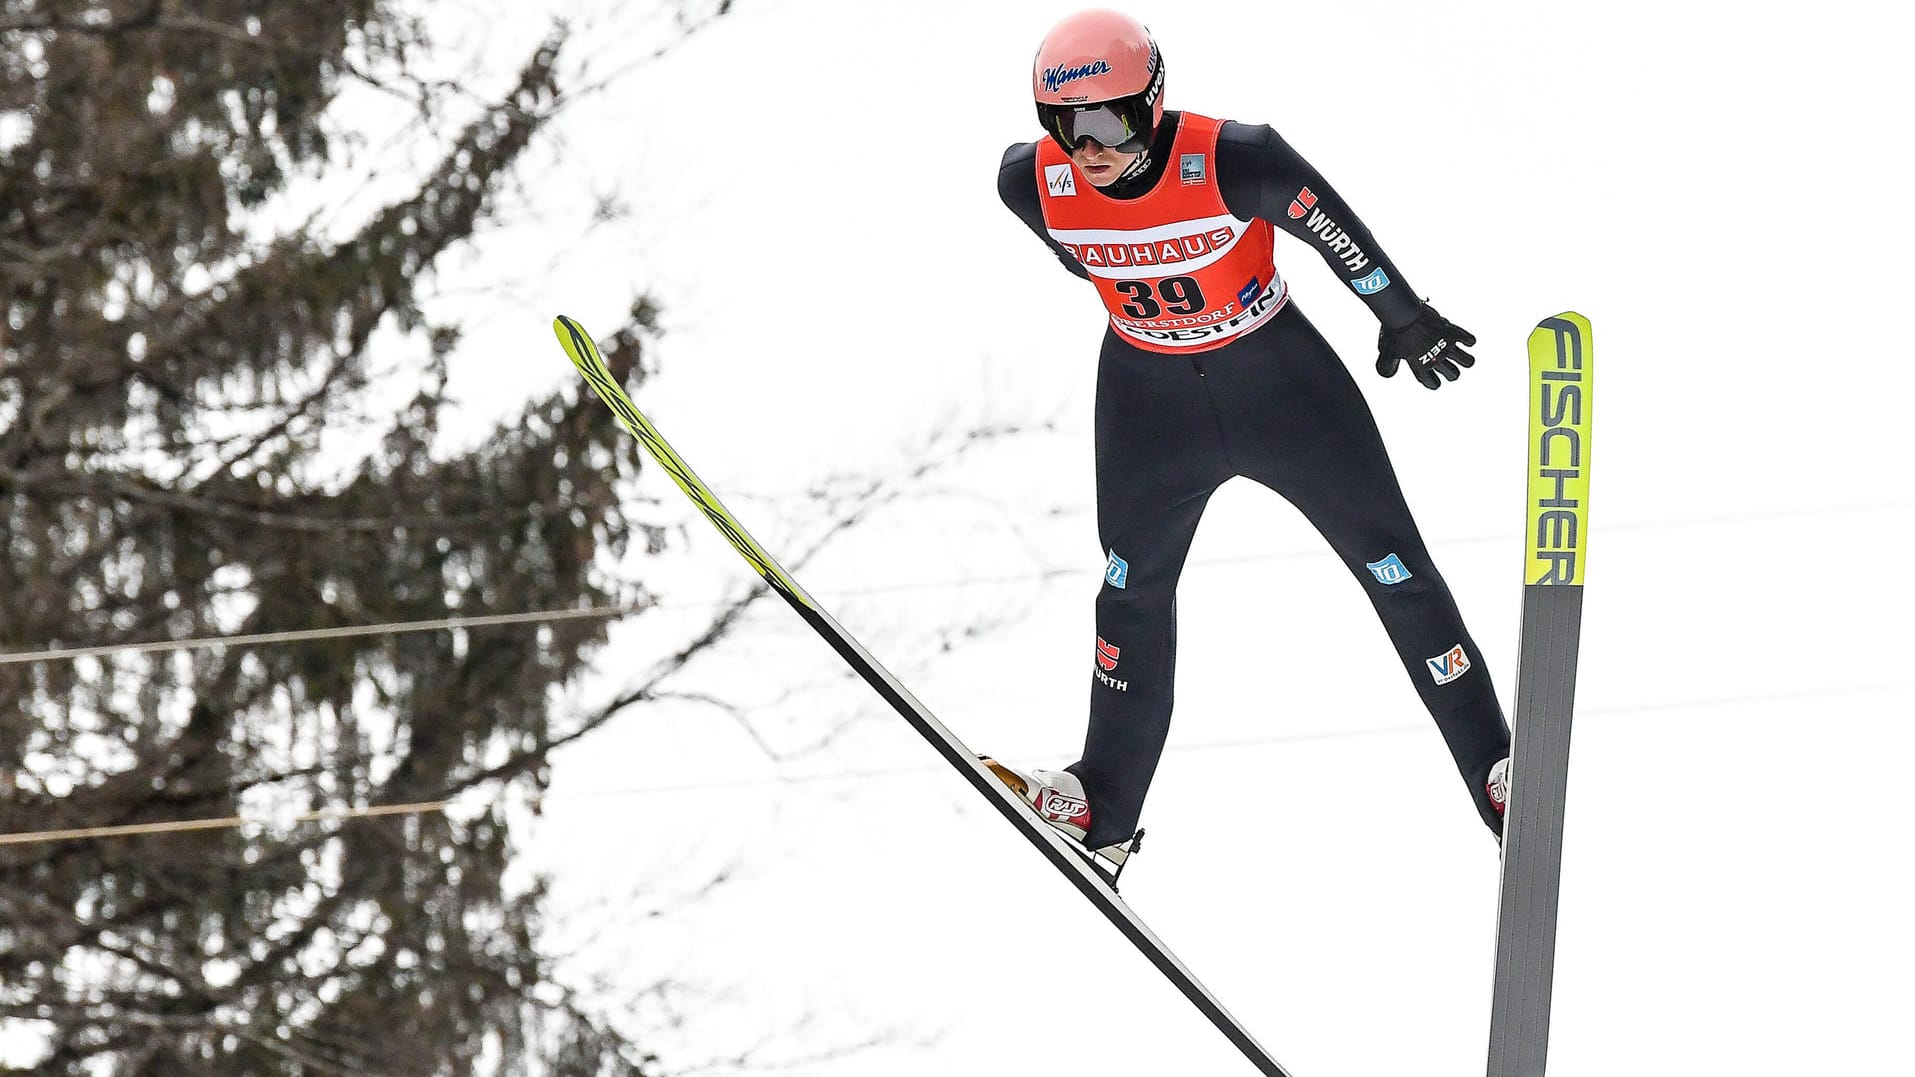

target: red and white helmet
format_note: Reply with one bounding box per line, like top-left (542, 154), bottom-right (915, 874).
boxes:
top-left (1032, 9), bottom-right (1165, 154)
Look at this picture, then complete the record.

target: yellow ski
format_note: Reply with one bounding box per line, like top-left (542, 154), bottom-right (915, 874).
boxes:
top-left (553, 315), bottom-right (1295, 1077)
top-left (1488, 312), bottom-right (1594, 1077)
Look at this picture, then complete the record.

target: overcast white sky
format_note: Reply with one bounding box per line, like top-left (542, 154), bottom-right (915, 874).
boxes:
top-left (464, 2), bottom-right (1914, 1075)
top-left (17, 1), bottom-right (1909, 1074)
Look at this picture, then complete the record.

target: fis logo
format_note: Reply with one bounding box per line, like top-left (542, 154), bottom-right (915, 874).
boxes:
top-left (1045, 163), bottom-right (1077, 198)
top-left (1288, 186), bottom-right (1318, 220)
top-left (1351, 268), bottom-right (1392, 295)
top-left (1365, 553), bottom-right (1413, 585)
top-left (1105, 550), bottom-right (1129, 589)
top-left (1180, 153), bottom-right (1207, 185)
top-left (1426, 644), bottom-right (1473, 685)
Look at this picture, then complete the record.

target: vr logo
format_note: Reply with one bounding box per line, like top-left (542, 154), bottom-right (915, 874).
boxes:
top-left (1426, 643), bottom-right (1472, 685)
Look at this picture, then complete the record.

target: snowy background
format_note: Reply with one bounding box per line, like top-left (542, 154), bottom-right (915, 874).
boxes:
top-left (150, 1), bottom-right (1915, 1074)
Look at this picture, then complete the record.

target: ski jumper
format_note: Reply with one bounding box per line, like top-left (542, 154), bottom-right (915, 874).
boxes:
top-left (1000, 112), bottom-right (1511, 846)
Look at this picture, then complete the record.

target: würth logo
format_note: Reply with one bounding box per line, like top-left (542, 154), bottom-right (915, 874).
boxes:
top-left (1094, 637), bottom-right (1128, 691)
top-left (1288, 186), bottom-right (1318, 220)
top-left (1301, 205), bottom-right (1371, 272)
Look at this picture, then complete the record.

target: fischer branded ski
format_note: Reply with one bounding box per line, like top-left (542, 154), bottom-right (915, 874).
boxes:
top-left (1486, 312), bottom-right (1593, 1077)
top-left (552, 316), bottom-right (1294, 1077)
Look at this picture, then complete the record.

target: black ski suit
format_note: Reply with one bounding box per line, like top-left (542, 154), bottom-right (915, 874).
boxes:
top-left (999, 113), bottom-right (1511, 847)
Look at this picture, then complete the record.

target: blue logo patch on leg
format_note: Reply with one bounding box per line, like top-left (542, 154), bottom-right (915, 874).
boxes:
top-left (1105, 550), bottom-right (1129, 589)
top-left (1365, 553), bottom-right (1413, 585)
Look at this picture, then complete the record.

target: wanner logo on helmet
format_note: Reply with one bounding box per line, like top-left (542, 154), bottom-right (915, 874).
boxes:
top-left (1042, 59), bottom-right (1112, 94)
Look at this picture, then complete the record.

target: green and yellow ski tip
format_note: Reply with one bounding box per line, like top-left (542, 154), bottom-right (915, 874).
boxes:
top-left (1525, 313), bottom-right (1592, 587)
top-left (550, 314), bottom-right (810, 605)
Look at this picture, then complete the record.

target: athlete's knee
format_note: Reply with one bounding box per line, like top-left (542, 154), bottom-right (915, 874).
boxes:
top-left (1094, 578), bottom-right (1172, 619)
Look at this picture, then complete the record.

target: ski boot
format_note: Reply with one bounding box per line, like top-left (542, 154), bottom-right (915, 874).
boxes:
top-left (979, 758), bottom-right (1141, 886)
top-left (1486, 756), bottom-right (1511, 835)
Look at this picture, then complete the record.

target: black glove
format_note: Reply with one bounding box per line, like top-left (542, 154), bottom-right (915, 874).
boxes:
top-left (1376, 302), bottom-right (1476, 390)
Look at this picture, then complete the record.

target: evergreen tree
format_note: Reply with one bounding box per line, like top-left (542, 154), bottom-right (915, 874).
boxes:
top-left (0, 3), bottom-right (720, 1071)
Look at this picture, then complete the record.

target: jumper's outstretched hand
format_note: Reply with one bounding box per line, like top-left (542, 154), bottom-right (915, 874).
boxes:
top-left (1376, 302), bottom-right (1476, 390)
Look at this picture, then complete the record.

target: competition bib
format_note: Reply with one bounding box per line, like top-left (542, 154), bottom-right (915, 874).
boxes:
top-left (1037, 113), bottom-right (1286, 353)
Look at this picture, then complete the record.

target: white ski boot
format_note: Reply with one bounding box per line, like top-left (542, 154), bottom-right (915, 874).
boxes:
top-left (979, 758), bottom-right (1139, 880)
top-left (1486, 756), bottom-right (1511, 822)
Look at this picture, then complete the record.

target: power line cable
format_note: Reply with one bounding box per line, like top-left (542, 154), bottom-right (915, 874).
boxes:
top-left (0, 799), bottom-right (455, 848)
top-left (545, 679), bottom-right (1915, 796)
top-left (3, 680), bottom-right (1903, 848)
top-left (0, 604), bottom-right (648, 667)
top-left (3, 496), bottom-right (1906, 667)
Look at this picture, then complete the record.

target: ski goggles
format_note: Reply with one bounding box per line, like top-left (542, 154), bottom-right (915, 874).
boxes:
top-left (1038, 99), bottom-right (1151, 154)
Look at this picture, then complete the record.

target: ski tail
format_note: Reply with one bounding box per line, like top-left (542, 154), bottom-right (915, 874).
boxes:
top-left (552, 316), bottom-right (1295, 1077)
top-left (1487, 311), bottom-right (1593, 1077)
